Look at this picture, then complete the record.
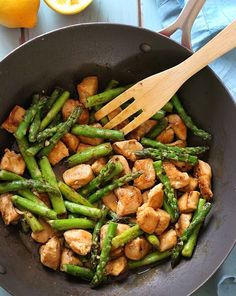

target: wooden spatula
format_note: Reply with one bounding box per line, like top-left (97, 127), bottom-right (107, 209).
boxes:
top-left (95, 20), bottom-right (236, 135)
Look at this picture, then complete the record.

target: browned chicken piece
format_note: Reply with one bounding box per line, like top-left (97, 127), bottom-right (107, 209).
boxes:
top-left (110, 155), bottom-right (131, 175)
top-left (63, 164), bottom-right (94, 190)
top-left (128, 120), bottom-right (157, 141)
top-left (142, 190), bottom-right (149, 203)
top-left (155, 209), bottom-right (171, 235)
top-left (79, 123), bottom-right (104, 146)
top-left (168, 140), bottom-right (187, 148)
top-left (136, 205), bottom-right (159, 234)
top-left (48, 141), bottom-right (69, 166)
top-left (61, 133), bottom-right (79, 153)
top-left (60, 248), bottom-right (82, 271)
top-left (110, 247), bottom-right (124, 259)
top-left (179, 176), bottom-right (198, 192)
top-left (77, 76), bottom-right (98, 106)
top-left (1, 105), bottom-right (26, 133)
top-left (175, 213), bottom-right (192, 237)
top-left (115, 185), bottom-right (142, 216)
top-left (113, 140), bottom-right (143, 162)
top-left (146, 183), bottom-right (164, 209)
top-left (194, 160), bottom-right (213, 200)
top-left (171, 160), bottom-right (193, 172)
top-left (64, 229), bottom-right (92, 256)
top-left (167, 114), bottom-right (187, 140)
top-left (0, 193), bottom-right (20, 225)
top-left (91, 157), bottom-right (107, 175)
top-left (163, 161), bottom-right (190, 189)
top-left (124, 237), bottom-right (151, 260)
top-left (133, 158), bottom-right (156, 190)
top-left (62, 99), bottom-right (89, 124)
top-left (39, 236), bottom-right (61, 270)
top-left (106, 256), bottom-right (128, 276)
top-left (31, 218), bottom-right (56, 243)
top-left (102, 192), bottom-right (118, 212)
top-left (77, 143), bottom-right (92, 152)
top-left (107, 107), bottom-right (129, 130)
top-left (159, 229), bottom-right (177, 252)
top-left (156, 126), bottom-right (175, 144)
top-left (178, 191), bottom-right (200, 213)
top-left (35, 192), bottom-right (51, 208)
top-left (0, 149), bottom-right (26, 175)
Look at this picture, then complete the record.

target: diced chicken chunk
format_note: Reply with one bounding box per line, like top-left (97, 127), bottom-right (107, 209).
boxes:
top-left (133, 158), bottom-right (156, 190)
top-left (124, 237), bottom-right (151, 260)
top-left (167, 114), bottom-right (187, 140)
top-left (110, 155), bottom-right (131, 175)
top-left (168, 140), bottom-right (187, 148)
top-left (155, 209), bottom-right (171, 235)
top-left (156, 127), bottom-right (174, 144)
top-left (62, 99), bottom-right (89, 124)
top-left (113, 140), bottom-right (143, 162)
top-left (194, 160), bottom-right (213, 200)
top-left (107, 107), bottom-right (129, 130)
top-left (100, 223), bottom-right (129, 249)
top-left (102, 192), bottom-right (118, 212)
top-left (64, 229), bottom-right (92, 255)
top-left (106, 256), bottom-right (128, 276)
top-left (171, 160), bottom-right (192, 172)
top-left (77, 143), bottom-right (92, 152)
top-left (137, 205), bottom-right (158, 234)
top-left (115, 185), bottom-right (142, 216)
top-left (129, 120), bottom-right (157, 141)
top-left (77, 76), bottom-right (98, 106)
top-left (60, 248), bottom-right (82, 271)
top-left (48, 141), bottom-right (69, 166)
top-left (0, 193), bottom-right (20, 225)
top-left (178, 191), bottom-right (200, 213)
top-left (39, 236), bottom-right (61, 270)
top-left (142, 190), bottom-right (149, 203)
top-left (146, 183), bottom-right (164, 209)
top-left (35, 192), bottom-right (51, 208)
top-left (163, 161), bottom-right (190, 189)
top-left (31, 218), bottom-right (55, 243)
top-left (180, 177), bottom-right (198, 192)
top-left (109, 247), bottom-right (124, 259)
top-left (0, 149), bottom-right (25, 175)
top-left (1, 105), bottom-right (26, 133)
top-left (62, 133), bottom-right (79, 153)
top-left (63, 164), bottom-right (94, 190)
top-left (91, 157), bottom-right (107, 175)
top-left (79, 123), bottom-right (104, 146)
top-left (175, 213), bottom-right (192, 237)
top-left (159, 229), bottom-right (177, 252)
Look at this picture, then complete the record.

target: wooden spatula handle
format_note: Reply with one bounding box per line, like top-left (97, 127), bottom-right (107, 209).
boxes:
top-left (180, 19), bottom-right (236, 81)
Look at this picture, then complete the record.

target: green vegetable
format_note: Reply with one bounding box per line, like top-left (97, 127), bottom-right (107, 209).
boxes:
top-left (112, 224), bottom-right (143, 248)
top-left (151, 110), bottom-right (166, 120)
top-left (63, 264), bottom-right (94, 281)
top-left (23, 211), bottom-right (44, 232)
top-left (64, 201), bottom-right (102, 219)
top-left (43, 87), bottom-right (63, 115)
top-left (48, 218), bottom-right (95, 231)
top-left (162, 101), bottom-right (173, 113)
top-left (36, 123), bottom-right (64, 142)
top-left (146, 234), bottom-right (160, 248)
top-left (146, 118), bottom-right (168, 139)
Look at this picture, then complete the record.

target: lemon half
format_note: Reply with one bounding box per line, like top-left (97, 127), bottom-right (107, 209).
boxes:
top-left (44, 0), bottom-right (93, 15)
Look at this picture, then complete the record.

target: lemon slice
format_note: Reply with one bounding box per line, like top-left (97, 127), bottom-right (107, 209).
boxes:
top-left (44, 0), bottom-right (93, 15)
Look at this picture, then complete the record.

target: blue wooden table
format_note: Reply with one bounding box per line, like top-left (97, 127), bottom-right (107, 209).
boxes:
top-left (0, 1), bottom-right (235, 295)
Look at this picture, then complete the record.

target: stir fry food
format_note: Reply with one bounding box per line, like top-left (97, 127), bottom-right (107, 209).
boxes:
top-left (0, 76), bottom-right (213, 287)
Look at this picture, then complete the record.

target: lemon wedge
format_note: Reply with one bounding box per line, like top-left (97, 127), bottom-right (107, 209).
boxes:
top-left (44, 0), bottom-right (93, 15)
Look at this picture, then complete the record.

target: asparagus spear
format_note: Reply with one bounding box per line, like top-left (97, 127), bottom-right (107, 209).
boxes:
top-left (146, 234), bottom-right (160, 248)
top-left (162, 101), bottom-right (173, 113)
top-left (58, 181), bottom-right (94, 207)
top-left (162, 198), bottom-right (176, 223)
top-left (88, 171), bottom-right (142, 203)
top-left (136, 148), bottom-right (198, 165)
top-left (39, 156), bottom-right (66, 215)
top-left (171, 202), bottom-right (212, 267)
top-left (171, 95), bottom-right (211, 140)
top-left (91, 221), bottom-right (118, 287)
top-left (146, 118), bottom-right (168, 139)
top-left (79, 160), bottom-right (123, 196)
top-left (12, 195), bottom-right (57, 219)
top-left (63, 264), bottom-right (94, 281)
top-left (109, 211), bottom-right (133, 225)
top-left (91, 208), bottom-right (108, 270)
top-left (182, 198), bottom-right (206, 258)
top-left (128, 250), bottom-right (171, 269)
top-left (71, 125), bottom-right (125, 141)
top-left (48, 218), bottom-right (95, 231)
top-left (153, 161), bottom-right (179, 222)
top-left (0, 179), bottom-right (58, 194)
top-left (38, 107), bottom-right (82, 157)
top-left (16, 137), bottom-right (42, 180)
top-left (151, 110), bottom-right (166, 120)
top-left (26, 142), bottom-right (44, 156)
top-left (68, 213), bottom-right (79, 219)
top-left (23, 211), bottom-right (44, 232)
top-left (86, 85), bottom-right (132, 108)
top-left (40, 90), bottom-right (70, 130)
top-left (67, 143), bottom-right (113, 167)
top-left (64, 201), bottom-right (102, 219)
top-left (112, 224), bottom-right (143, 248)
top-left (37, 123), bottom-right (64, 142)
top-left (141, 137), bottom-right (209, 155)
top-left (42, 87), bottom-right (63, 115)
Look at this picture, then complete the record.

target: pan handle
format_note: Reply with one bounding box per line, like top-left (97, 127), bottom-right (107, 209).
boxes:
top-left (158, 0), bottom-right (206, 50)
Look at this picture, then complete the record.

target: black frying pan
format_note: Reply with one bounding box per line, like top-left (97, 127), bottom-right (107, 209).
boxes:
top-left (0, 23), bottom-right (235, 296)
